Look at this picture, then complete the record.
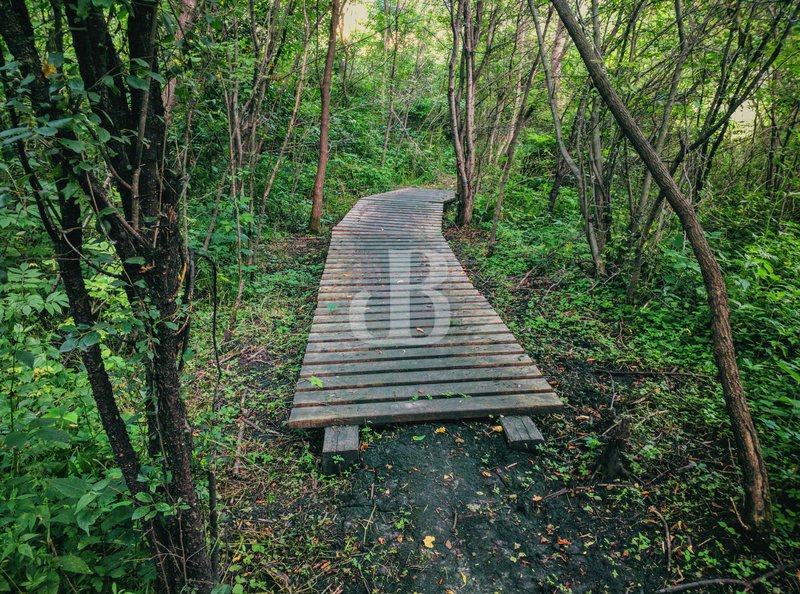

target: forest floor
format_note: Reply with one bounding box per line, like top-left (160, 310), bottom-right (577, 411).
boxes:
top-left (194, 221), bottom-right (799, 593)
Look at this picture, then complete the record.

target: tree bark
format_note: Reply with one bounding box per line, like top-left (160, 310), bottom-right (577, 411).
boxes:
top-left (309, 0), bottom-right (341, 234)
top-left (550, 0), bottom-right (772, 540)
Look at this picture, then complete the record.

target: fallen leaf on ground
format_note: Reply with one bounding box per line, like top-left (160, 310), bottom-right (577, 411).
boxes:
top-left (423, 536), bottom-right (435, 548)
top-left (491, 425), bottom-right (503, 432)
top-left (434, 427), bottom-right (446, 434)
top-left (557, 537), bottom-right (571, 546)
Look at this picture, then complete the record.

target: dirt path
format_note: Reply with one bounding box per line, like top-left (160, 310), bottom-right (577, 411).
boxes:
top-left (327, 420), bottom-right (665, 593)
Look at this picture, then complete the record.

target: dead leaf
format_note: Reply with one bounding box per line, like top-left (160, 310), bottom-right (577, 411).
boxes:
top-left (557, 537), bottom-right (571, 546)
top-left (491, 425), bottom-right (503, 432)
top-left (445, 540), bottom-right (452, 549)
top-left (416, 327), bottom-right (425, 333)
top-left (540, 536), bottom-right (549, 543)
top-left (423, 535), bottom-right (435, 549)
top-left (532, 495), bottom-right (543, 502)
top-left (480, 471), bottom-right (493, 478)
top-left (42, 61), bottom-right (57, 78)
top-left (434, 427), bottom-right (446, 434)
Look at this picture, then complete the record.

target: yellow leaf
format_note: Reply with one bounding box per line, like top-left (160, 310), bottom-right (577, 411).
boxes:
top-left (461, 571), bottom-right (467, 584)
top-left (434, 427), bottom-right (446, 434)
top-left (423, 535), bottom-right (435, 549)
top-left (491, 425), bottom-right (503, 432)
top-left (42, 61), bottom-right (57, 78)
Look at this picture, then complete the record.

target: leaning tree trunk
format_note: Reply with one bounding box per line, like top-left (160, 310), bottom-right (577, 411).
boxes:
top-left (549, 0), bottom-right (772, 540)
top-left (309, 0), bottom-right (341, 234)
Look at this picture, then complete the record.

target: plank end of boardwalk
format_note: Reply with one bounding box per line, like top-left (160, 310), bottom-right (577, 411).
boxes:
top-left (501, 416), bottom-right (545, 451)
top-left (322, 425), bottom-right (360, 474)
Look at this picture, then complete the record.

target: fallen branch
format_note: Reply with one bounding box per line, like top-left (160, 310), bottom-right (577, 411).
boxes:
top-left (655, 562), bottom-right (799, 593)
top-left (597, 368), bottom-right (715, 380)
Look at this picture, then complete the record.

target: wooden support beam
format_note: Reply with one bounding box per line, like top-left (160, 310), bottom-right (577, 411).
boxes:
top-left (500, 416), bottom-right (544, 451)
top-left (322, 425), bottom-right (360, 474)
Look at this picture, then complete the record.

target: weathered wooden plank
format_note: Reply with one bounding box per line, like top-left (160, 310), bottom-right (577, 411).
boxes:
top-left (310, 315), bottom-right (503, 334)
top-left (317, 283), bottom-right (475, 295)
top-left (288, 393), bottom-right (564, 428)
top-left (302, 342), bottom-right (524, 364)
top-left (310, 310), bottom-right (498, 326)
top-left (295, 365), bottom-right (542, 391)
top-left (304, 333), bottom-right (518, 352)
top-left (321, 425), bottom-right (360, 474)
top-left (500, 416), bottom-right (545, 450)
top-left (300, 352), bottom-right (533, 377)
top-left (306, 326), bottom-right (514, 344)
top-left (293, 377), bottom-right (554, 407)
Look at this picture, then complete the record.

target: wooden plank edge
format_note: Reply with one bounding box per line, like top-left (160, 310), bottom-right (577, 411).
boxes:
top-left (288, 393), bottom-right (564, 429)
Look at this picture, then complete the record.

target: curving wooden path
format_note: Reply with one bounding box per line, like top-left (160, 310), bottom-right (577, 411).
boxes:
top-left (288, 188), bottom-right (562, 448)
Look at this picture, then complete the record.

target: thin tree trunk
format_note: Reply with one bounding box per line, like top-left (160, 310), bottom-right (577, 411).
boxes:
top-left (309, 0), bottom-right (341, 234)
top-left (490, 20), bottom-right (539, 248)
top-left (530, 1), bottom-right (604, 275)
top-left (381, 0), bottom-right (400, 166)
top-left (551, 0), bottom-right (773, 540)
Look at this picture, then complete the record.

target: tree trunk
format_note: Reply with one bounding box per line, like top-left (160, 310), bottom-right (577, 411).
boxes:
top-left (550, 0), bottom-right (772, 540)
top-left (0, 1), bottom-right (215, 587)
top-left (309, 0), bottom-right (341, 234)
top-left (530, 1), bottom-right (604, 276)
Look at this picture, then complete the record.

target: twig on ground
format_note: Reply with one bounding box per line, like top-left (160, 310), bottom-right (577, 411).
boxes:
top-left (730, 496), bottom-right (749, 531)
top-left (649, 506), bottom-right (672, 573)
top-left (542, 487), bottom-right (569, 501)
top-left (646, 463), bottom-right (693, 486)
top-left (240, 417), bottom-right (282, 436)
top-left (597, 368), bottom-right (715, 380)
top-left (232, 394), bottom-right (247, 475)
top-left (634, 410), bottom-right (669, 429)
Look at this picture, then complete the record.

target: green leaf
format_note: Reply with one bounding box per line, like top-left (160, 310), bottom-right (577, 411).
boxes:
top-left (35, 426), bottom-right (71, 444)
top-left (60, 554), bottom-right (91, 574)
top-left (59, 337), bottom-right (78, 353)
top-left (3, 431), bottom-right (28, 449)
top-left (134, 491), bottom-right (153, 503)
top-left (412, 435), bottom-right (426, 441)
top-left (76, 492), bottom-right (95, 514)
top-left (61, 138), bottom-right (86, 153)
top-left (309, 376), bottom-right (323, 388)
top-left (50, 477), bottom-right (88, 499)
top-left (131, 506), bottom-right (150, 520)
top-left (96, 127), bottom-right (111, 143)
top-left (79, 331), bottom-right (101, 350)
top-left (14, 350), bottom-right (35, 368)
top-left (126, 75), bottom-right (149, 90)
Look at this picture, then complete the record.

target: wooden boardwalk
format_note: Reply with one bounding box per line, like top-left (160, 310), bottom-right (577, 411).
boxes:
top-left (288, 189), bottom-right (563, 431)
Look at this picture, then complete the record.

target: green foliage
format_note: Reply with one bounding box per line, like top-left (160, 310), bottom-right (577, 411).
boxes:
top-left (0, 261), bottom-right (148, 592)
